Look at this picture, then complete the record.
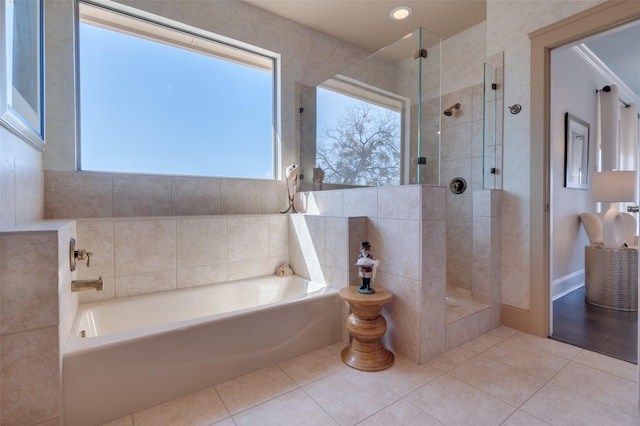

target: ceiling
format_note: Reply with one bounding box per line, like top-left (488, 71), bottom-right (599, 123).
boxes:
top-left (243, 0), bottom-right (639, 99)
top-left (582, 22), bottom-right (640, 99)
top-left (242, 0), bottom-right (486, 52)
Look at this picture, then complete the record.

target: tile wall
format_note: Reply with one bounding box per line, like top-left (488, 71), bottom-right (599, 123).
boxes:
top-left (0, 221), bottom-right (76, 426)
top-left (303, 184), bottom-right (502, 364)
top-left (44, 171), bottom-right (287, 218)
top-left (441, 83), bottom-right (484, 291)
top-left (301, 184), bottom-right (449, 364)
top-left (446, 190), bottom-right (502, 351)
top-left (76, 215), bottom-right (277, 303)
top-left (441, 65), bottom-right (503, 295)
top-left (1, 126), bottom-right (48, 425)
top-left (73, 214), bottom-right (365, 305)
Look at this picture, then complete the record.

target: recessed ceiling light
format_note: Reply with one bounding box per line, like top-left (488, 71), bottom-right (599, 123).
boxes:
top-left (390, 6), bottom-right (413, 21)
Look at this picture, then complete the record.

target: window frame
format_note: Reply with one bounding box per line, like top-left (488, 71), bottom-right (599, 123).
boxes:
top-left (75, 0), bottom-right (281, 179)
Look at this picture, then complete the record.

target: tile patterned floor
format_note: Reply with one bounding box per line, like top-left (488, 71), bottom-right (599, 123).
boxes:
top-left (101, 327), bottom-right (640, 426)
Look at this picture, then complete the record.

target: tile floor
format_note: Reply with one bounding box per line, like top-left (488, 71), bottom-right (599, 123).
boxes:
top-left (100, 327), bottom-right (640, 426)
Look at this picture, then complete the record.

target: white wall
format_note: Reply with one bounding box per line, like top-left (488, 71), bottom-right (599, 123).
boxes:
top-left (550, 47), bottom-right (606, 284)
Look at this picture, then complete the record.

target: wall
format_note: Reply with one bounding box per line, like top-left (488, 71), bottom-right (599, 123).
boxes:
top-left (73, 214), bottom-right (365, 306)
top-left (0, 49), bottom-right (46, 426)
top-left (43, 0), bottom-right (611, 316)
top-left (43, 0), bottom-right (371, 175)
top-left (0, 128), bottom-right (44, 228)
top-left (441, 84), bottom-right (485, 290)
top-left (486, 0), bottom-right (605, 311)
top-left (0, 221), bottom-right (76, 425)
top-left (550, 46), bottom-right (603, 296)
top-left (74, 215), bottom-right (289, 304)
top-left (303, 184), bottom-right (502, 361)
top-left (44, 171), bottom-right (287, 218)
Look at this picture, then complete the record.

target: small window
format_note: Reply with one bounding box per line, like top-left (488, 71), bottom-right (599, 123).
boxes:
top-left (316, 79), bottom-right (402, 186)
top-left (78, 3), bottom-right (277, 179)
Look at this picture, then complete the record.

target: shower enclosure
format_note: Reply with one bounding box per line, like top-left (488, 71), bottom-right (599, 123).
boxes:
top-left (298, 29), bottom-right (503, 339)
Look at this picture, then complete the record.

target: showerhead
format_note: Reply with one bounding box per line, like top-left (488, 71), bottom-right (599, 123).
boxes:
top-left (443, 103), bottom-right (461, 117)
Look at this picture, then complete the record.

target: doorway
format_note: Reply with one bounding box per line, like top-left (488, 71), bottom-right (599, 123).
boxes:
top-left (544, 12), bottom-right (640, 363)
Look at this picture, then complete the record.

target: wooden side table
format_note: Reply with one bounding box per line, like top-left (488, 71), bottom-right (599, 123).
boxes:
top-left (339, 286), bottom-right (394, 371)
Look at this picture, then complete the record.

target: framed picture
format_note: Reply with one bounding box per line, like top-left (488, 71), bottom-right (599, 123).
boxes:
top-left (0, 0), bottom-right (44, 151)
top-left (564, 112), bottom-right (590, 189)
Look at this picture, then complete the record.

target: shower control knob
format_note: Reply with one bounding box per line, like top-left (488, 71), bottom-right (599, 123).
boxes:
top-left (74, 249), bottom-right (93, 268)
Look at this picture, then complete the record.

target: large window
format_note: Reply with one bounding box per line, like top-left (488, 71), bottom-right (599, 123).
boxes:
top-left (78, 2), bottom-right (277, 179)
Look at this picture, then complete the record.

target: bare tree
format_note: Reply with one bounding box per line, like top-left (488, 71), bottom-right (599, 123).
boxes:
top-left (317, 103), bottom-right (400, 186)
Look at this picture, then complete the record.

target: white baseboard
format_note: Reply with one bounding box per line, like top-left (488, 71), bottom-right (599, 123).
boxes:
top-left (552, 269), bottom-right (585, 301)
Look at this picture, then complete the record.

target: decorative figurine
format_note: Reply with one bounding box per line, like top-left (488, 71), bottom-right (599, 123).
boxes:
top-left (356, 241), bottom-right (379, 294)
top-left (280, 163), bottom-right (299, 214)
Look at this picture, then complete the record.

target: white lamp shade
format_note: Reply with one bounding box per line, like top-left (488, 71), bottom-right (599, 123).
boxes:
top-left (591, 171), bottom-right (636, 202)
top-left (591, 170), bottom-right (637, 248)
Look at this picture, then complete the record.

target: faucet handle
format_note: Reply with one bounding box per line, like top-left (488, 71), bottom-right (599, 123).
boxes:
top-left (75, 249), bottom-right (93, 268)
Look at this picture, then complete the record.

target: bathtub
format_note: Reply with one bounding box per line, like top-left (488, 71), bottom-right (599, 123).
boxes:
top-left (63, 275), bottom-right (342, 426)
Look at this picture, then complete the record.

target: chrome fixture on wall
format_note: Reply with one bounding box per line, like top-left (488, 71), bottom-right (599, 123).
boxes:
top-left (443, 103), bottom-right (460, 116)
top-left (449, 177), bottom-right (467, 194)
top-left (509, 104), bottom-right (522, 114)
top-left (71, 277), bottom-right (104, 292)
top-left (70, 237), bottom-right (93, 271)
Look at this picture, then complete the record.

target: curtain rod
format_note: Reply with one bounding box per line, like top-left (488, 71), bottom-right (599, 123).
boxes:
top-left (596, 85), bottom-right (631, 109)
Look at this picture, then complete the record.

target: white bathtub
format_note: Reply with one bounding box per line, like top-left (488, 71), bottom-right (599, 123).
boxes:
top-left (63, 275), bottom-right (342, 426)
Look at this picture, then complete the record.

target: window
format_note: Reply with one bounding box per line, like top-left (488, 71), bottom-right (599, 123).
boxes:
top-left (316, 78), bottom-right (403, 186)
top-left (78, 2), bottom-right (277, 179)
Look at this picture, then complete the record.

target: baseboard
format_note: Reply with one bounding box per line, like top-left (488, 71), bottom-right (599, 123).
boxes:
top-left (551, 269), bottom-right (585, 301)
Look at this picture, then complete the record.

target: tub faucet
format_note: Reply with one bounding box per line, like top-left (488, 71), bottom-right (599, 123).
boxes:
top-left (72, 277), bottom-right (104, 292)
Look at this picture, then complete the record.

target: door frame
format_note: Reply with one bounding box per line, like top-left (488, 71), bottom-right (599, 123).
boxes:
top-left (529, 1), bottom-right (640, 337)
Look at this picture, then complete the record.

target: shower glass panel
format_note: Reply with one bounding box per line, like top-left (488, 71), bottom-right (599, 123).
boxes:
top-left (299, 27), bottom-right (441, 191)
top-left (482, 63), bottom-right (501, 189)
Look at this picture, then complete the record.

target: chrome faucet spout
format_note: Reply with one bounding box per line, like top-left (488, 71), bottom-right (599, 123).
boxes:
top-left (72, 277), bottom-right (104, 292)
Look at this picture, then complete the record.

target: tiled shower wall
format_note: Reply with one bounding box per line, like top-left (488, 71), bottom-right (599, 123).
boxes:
top-left (441, 84), bottom-right (485, 291)
top-left (440, 52), bottom-right (504, 293)
top-left (445, 189), bottom-right (502, 351)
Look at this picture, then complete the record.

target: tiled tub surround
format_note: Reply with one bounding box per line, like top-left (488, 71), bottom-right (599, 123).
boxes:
top-left (44, 171), bottom-right (288, 218)
top-left (64, 275), bottom-right (342, 426)
top-left (0, 221), bottom-right (77, 426)
top-left (73, 214), bottom-right (365, 305)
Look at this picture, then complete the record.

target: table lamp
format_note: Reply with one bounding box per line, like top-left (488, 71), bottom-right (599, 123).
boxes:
top-left (591, 170), bottom-right (637, 248)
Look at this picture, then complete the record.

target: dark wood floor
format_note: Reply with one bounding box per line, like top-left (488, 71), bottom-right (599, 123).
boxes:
top-left (551, 286), bottom-right (637, 364)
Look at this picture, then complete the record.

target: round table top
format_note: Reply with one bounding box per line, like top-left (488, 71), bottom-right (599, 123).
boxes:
top-left (339, 286), bottom-right (393, 305)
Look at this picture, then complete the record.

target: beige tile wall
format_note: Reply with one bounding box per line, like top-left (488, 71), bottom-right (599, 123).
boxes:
top-left (445, 189), bottom-right (502, 351)
top-left (0, 151), bottom-right (44, 229)
top-left (75, 214), bottom-right (292, 304)
top-left (74, 213), bottom-right (358, 303)
top-left (300, 184), bottom-right (500, 364)
top-left (44, 171), bottom-right (288, 219)
top-left (0, 221), bottom-right (76, 426)
top-left (288, 215), bottom-right (365, 292)
top-left (301, 184), bottom-right (449, 364)
top-left (441, 84), bottom-right (482, 292)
